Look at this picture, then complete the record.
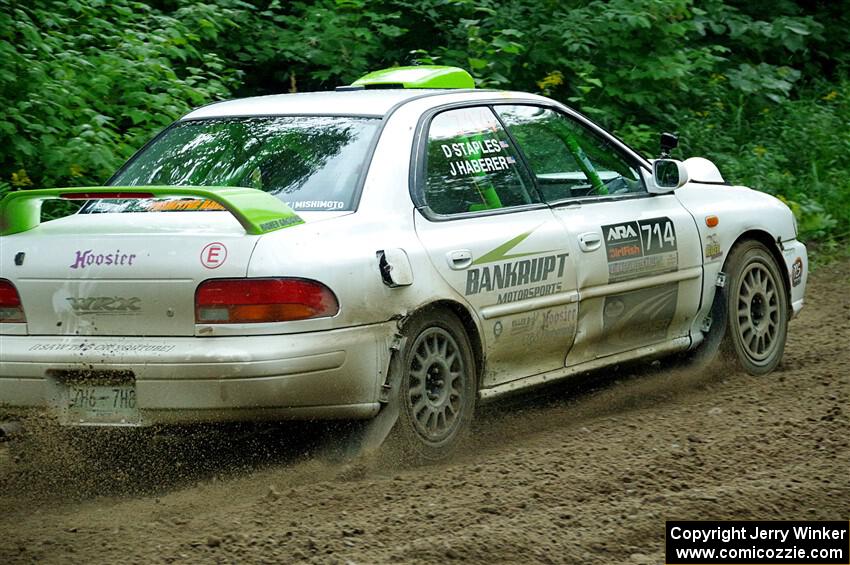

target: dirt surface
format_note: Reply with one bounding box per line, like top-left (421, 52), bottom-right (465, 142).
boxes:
top-left (1, 260), bottom-right (848, 565)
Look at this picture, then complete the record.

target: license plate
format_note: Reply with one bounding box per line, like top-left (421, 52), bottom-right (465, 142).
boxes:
top-left (63, 384), bottom-right (140, 425)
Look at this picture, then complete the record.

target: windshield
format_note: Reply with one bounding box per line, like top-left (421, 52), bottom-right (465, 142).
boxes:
top-left (94, 116), bottom-right (380, 213)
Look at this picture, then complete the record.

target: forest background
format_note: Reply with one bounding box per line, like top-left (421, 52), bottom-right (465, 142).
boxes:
top-left (1, 0), bottom-right (847, 250)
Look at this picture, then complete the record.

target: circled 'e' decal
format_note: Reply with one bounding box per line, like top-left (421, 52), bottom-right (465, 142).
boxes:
top-left (201, 242), bottom-right (228, 269)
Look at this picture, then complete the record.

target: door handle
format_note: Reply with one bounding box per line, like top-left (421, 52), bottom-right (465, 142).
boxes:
top-left (446, 249), bottom-right (473, 270)
top-left (578, 232), bottom-right (602, 252)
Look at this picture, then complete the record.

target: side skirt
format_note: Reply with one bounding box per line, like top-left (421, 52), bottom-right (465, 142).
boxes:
top-left (477, 336), bottom-right (692, 401)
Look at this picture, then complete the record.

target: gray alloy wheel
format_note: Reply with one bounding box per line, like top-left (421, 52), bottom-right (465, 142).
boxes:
top-left (391, 309), bottom-right (476, 463)
top-left (406, 326), bottom-right (465, 443)
top-left (723, 240), bottom-right (789, 375)
top-left (734, 262), bottom-right (782, 363)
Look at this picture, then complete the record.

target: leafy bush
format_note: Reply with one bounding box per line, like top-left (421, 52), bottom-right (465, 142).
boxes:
top-left (670, 79), bottom-right (850, 241)
top-left (1, 0), bottom-right (847, 247)
top-left (0, 0), bottom-right (241, 193)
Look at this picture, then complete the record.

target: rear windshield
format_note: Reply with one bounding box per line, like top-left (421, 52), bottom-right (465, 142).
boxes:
top-left (87, 116), bottom-right (380, 213)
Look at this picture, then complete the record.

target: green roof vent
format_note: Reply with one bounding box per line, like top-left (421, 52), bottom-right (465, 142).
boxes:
top-left (350, 66), bottom-right (475, 89)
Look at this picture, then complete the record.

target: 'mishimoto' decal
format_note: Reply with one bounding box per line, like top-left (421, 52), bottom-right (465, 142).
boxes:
top-left (602, 217), bottom-right (678, 282)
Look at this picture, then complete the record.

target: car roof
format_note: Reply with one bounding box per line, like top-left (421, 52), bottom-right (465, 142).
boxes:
top-left (182, 89), bottom-right (483, 120)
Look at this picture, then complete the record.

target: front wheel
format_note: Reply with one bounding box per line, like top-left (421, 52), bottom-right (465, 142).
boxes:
top-left (722, 240), bottom-right (789, 375)
top-left (390, 309), bottom-right (476, 463)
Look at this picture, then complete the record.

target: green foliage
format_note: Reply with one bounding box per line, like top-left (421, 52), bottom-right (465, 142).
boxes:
top-left (225, 0), bottom-right (406, 91)
top-left (1, 0), bottom-right (848, 247)
top-left (0, 0), bottom-right (241, 190)
top-left (671, 79), bottom-right (850, 241)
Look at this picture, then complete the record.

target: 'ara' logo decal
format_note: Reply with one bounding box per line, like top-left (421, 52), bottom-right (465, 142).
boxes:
top-left (606, 224), bottom-right (638, 241)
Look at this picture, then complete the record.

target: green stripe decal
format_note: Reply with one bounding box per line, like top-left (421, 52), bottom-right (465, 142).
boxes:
top-left (0, 186), bottom-right (304, 236)
top-left (472, 225), bottom-right (555, 265)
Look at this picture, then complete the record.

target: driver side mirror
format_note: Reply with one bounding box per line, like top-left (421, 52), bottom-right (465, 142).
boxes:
top-left (651, 159), bottom-right (689, 193)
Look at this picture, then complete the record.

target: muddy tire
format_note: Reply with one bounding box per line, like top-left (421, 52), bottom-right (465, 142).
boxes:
top-left (389, 309), bottom-right (476, 463)
top-left (719, 240), bottom-right (789, 375)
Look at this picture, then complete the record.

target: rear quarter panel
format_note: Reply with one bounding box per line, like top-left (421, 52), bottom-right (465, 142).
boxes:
top-left (240, 103), bottom-right (479, 339)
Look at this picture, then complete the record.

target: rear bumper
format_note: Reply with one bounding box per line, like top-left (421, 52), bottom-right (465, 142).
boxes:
top-left (0, 322), bottom-right (396, 425)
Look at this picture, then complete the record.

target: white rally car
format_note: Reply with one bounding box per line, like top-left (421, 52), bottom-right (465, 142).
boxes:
top-left (0, 66), bottom-right (807, 459)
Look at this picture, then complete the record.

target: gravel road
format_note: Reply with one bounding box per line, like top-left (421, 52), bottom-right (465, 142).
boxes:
top-left (1, 259), bottom-right (848, 564)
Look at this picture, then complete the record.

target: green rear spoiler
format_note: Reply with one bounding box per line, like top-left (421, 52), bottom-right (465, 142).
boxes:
top-left (0, 186), bottom-right (304, 236)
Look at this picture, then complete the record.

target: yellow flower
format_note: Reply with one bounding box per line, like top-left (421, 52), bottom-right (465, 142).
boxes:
top-left (10, 169), bottom-right (33, 187)
top-left (537, 71), bottom-right (564, 92)
top-left (753, 146), bottom-right (767, 158)
top-left (822, 90), bottom-right (838, 101)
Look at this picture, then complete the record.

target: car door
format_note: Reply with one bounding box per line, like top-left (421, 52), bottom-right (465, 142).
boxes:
top-left (495, 104), bottom-right (702, 366)
top-left (411, 105), bottom-right (579, 388)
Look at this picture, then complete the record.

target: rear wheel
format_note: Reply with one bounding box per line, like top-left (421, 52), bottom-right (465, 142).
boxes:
top-left (390, 309), bottom-right (476, 463)
top-left (722, 240), bottom-right (789, 375)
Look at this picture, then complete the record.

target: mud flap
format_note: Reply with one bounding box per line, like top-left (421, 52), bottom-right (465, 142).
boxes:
top-left (691, 274), bottom-right (729, 368)
top-left (338, 335), bottom-right (407, 459)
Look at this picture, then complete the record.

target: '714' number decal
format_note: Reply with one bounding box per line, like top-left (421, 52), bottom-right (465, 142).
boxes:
top-left (639, 219), bottom-right (676, 253)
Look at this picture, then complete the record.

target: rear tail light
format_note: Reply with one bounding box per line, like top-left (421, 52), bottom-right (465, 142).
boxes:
top-left (195, 278), bottom-right (339, 324)
top-left (0, 279), bottom-right (25, 323)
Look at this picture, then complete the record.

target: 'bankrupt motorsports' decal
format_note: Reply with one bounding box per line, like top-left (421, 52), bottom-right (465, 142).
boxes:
top-left (466, 253), bottom-right (569, 304)
top-left (465, 226), bottom-right (568, 304)
top-left (602, 217), bottom-right (678, 282)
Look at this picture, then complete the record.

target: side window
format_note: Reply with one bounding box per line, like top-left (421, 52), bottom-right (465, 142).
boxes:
top-left (423, 106), bottom-right (539, 215)
top-left (495, 105), bottom-right (644, 202)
